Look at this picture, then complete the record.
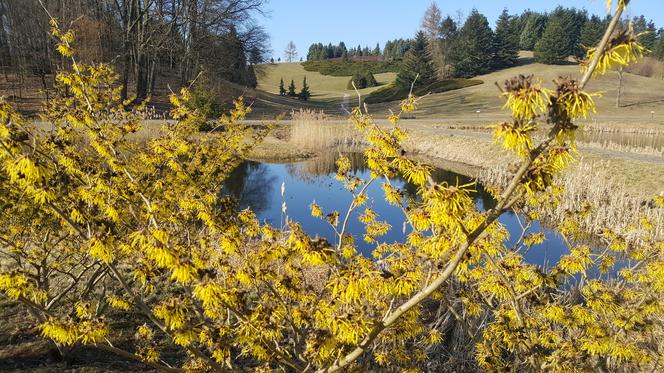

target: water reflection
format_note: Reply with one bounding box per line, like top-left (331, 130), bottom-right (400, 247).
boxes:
top-left (221, 161), bottom-right (277, 215)
top-left (222, 153), bottom-right (570, 267)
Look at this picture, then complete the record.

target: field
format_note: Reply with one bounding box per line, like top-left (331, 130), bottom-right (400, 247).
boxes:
top-left (256, 62), bottom-right (397, 100)
top-left (255, 53), bottom-right (664, 123)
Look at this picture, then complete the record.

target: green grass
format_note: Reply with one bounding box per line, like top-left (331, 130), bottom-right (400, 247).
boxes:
top-left (364, 79), bottom-right (483, 104)
top-left (256, 62), bottom-right (396, 101)
top-left (254, 54), bottom-right (664, 122)
top-left (301, 60), bottom-right (400, 76)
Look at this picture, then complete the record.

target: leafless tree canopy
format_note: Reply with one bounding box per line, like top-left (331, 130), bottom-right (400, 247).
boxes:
top-left (0, 0), bottom-right (270, 101)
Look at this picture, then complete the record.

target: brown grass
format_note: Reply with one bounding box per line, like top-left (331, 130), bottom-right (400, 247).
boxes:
top-left (289, 109), bottom-right (363, 150)
top-left (625, 56), bottom-right (664, 79)
top-left (479, 159), bottom-right (663, 240)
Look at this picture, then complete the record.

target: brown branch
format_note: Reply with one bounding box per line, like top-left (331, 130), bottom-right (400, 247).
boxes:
top-left (94, 342), bottom-right (186, 373)
top-left (318, 5), bottom-right (627, 371)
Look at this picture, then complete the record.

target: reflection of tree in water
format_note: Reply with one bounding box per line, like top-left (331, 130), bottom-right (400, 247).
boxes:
top-left (220, 161), bottom-right (277, 214)
top-left (287, 151), bottom-right (367, 182)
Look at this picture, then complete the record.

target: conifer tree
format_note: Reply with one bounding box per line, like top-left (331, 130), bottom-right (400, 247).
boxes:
top-left (439, 16), bottom-right (458, 77)
top-left (580, 15), bottom-right (608, 51)
top-left (299, 76), bottom-right (311, 101)
top-left (493, 9), bottom-right (520, 69)
top-left (654, 29), bottom-right (664, 61)
top-left (534, 16), bottom-right (571, 64)
top-left (279, 78), bottom-right (286, 96)
top-left (632, 16), bottom-right (657, 51)
top-left (450, 10), bottom-right (495, 77)
top-left (395, 31), bottom-right (437, 89)
top-left (373, 43), bottom-right (381, 56)
top-left (519, 13), bottom-right (548, 50)
top-left (287, 79), bottom-right (297, 97)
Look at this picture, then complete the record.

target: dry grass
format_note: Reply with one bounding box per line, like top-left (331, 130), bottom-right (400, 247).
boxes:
top-left (579, 121), bottom-right (664, 134)
top-left (580, 140), bottom-right (663, 157)
top-left (625, 56), bottom-right (664, 79)
top-left (289, 109), bottom-right (363, 150)
top-left (480, 160), bottom-right (663, 241)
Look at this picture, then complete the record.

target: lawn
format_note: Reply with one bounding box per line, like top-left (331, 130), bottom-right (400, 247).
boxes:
top-left (256, 62), bottom-right (397, 101)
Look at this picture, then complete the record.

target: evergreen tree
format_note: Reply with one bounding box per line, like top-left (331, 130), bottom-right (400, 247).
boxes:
top-left (632, 16), bottom-right (657, 52)
top-left (493, 9), bottom-right (520, 69)
top-left (519, 13), bottom-right (548, 50)
top-left (396, 31), bottom-right (437, 89)
top-left (287, 79), bottom-right (297, 97)
top-left (299, 77), bottom-right (311, 101)
top-left (547, 7), bottom-right (588, 58)
top-left (450, 10), bottom-right (495, 77)
top-left (278, 78), bottom-right (286, 96)
top-left (654, 29), bottom-right (664, 61)
top-left (246, 65), bottom-right (257, 88)
top-left (373, 43), bottom-right (381, 56)
top-left (219, 26), bottom-right (251, 85)
top-left (439, 16), bottom-right (458, 77)
top-left (347, 71), bottom-right (378, 89)
top-left (534, 16), bottom-right (571, 64)
top-left (579, 15), bottom-right (608, 51)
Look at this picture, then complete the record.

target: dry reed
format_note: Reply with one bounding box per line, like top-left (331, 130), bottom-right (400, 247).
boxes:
top-left (289, 109), bottom-right (363, 150)
top-left (480, 160), bottom-right (663, 241)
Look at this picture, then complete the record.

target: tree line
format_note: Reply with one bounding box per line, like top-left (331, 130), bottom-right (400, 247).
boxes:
top-left (306, 41), bottom-right (385, 61)
top-left (403, 3), bottom-right (663, 83)
top-left (305, 39), bottom-right (418, 62)
top-left (0, 0), bottom-right (270, 102)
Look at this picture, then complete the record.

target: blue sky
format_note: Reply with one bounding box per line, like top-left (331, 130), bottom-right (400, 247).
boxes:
top-left (259, 0), bottom-right (662, 60)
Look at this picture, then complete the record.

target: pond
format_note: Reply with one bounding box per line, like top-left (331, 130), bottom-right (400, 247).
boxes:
top-left (222, 153), bottom-right (570, 268)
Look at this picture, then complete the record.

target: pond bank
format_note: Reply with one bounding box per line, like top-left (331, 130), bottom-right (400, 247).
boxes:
top-left (250, 126), bottom-right (663, 240)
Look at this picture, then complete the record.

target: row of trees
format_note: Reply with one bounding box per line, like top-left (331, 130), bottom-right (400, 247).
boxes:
top-left (416, 4), bottom-right (662, 78)
top-left (0, 0), bottom-right (270, 101)
top-left (278, 77), bottom-right (311, 100)
top-left (306, 42), bottom-right (382, 61)
top-left (305, 39), bottom-right (425, 62)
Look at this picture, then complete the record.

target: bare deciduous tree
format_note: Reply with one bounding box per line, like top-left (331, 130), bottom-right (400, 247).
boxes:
top-left (284, 40), bottom-right (297, 62)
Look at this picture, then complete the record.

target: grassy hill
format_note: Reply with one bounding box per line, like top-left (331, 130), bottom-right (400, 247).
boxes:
top-left (256, 62), bottom-right (396, 101)
top-left (364, 54), bottom-right (664, 121)
top-left (254, 55), bottom-right (664, 121)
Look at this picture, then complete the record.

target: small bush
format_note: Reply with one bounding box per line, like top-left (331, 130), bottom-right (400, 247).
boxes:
top-left (347, 71), bottom-right (379, 89)
top-left (185, 81), bottom-right (224, 130)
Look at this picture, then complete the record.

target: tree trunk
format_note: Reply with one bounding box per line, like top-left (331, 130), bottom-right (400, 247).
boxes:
top-left (616, 68), bottom-right (624, 108)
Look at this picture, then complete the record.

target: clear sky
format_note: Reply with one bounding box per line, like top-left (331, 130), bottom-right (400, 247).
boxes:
top-left (259, 0), bottom-right (662, 60)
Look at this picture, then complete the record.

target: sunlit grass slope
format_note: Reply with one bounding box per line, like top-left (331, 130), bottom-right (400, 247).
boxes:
top-left (257, 62), bottom-right (397, 101)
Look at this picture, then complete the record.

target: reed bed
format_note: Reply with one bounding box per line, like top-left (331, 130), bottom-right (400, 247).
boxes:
top-left (480, 160), bottom-right (663, 241)
top-left (579, 121), bottom-right (664, 135)
top-left (289, 109), bottom-right (364, 150)
top-left (579, 141), bottom-right (663, 157)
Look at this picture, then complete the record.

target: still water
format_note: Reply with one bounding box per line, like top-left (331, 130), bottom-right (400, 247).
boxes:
top-left (222, 153), bottom-right (570, 268)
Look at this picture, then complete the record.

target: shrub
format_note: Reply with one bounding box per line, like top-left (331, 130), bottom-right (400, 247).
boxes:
top-left (347, 71), bottom-right (378, 89)
top-left (1, 6), bottom-right (661, 372)
top-left (185, 80), bottom-right (224, 130)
